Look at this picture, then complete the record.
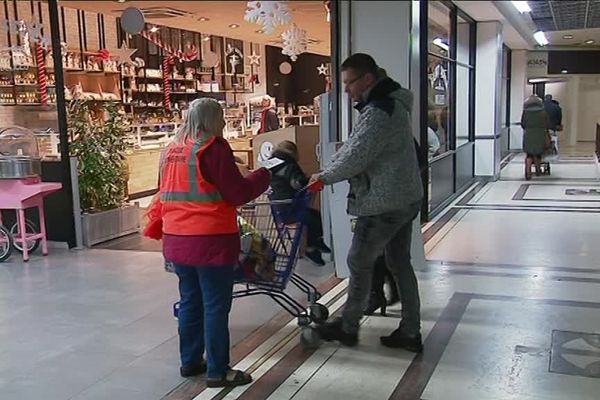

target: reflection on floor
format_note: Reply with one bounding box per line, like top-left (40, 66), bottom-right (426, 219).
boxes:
top-left (1, 144), bottom-right (599, 399)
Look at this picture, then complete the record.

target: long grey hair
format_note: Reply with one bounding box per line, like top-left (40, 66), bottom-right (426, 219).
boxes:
top-left (174, 98), bottom-right (224, 144)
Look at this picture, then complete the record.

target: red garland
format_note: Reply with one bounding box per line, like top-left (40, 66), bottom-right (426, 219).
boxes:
top-left (140, 31), bottom-right (198, 62)
top-left (35, 43), bottom-right (48, 105)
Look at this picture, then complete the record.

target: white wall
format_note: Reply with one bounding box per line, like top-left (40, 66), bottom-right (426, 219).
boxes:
top-left (350, 1), bottom-right (411, 86)
top-left (509, 50), bottom-right (527, 150)
top-left (577, 77), bottom-right (600, 141)
top-left (542, 76), bottom-right (600, 144)
top-left (475, 21), bottom-right (503, 177)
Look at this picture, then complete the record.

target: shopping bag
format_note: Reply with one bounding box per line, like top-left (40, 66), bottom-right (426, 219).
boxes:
top-left (235, 215), bottom-right (277, 282)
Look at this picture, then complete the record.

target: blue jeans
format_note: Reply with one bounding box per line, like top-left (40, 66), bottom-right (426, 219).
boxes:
top-left (174, 264), bottom-right (234, 379)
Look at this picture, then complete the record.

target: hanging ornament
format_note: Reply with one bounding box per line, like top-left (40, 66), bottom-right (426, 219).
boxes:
top-left (281, 24), bottom-right (307, 62)
top-left (317, 63), bottom-right (328, 76)
top-left (248, 52), bottom-right (261, 66)
top-left (108, 41), bottom-right (137, 66)
top-left (244, 1), bottom-right (291, 35)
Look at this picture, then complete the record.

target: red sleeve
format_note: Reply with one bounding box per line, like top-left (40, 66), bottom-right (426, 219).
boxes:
top-left (201, 138), bottom-right (271, 206)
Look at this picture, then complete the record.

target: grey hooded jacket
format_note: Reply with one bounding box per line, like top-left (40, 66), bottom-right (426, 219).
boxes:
top-left (320, 78), bottom-right (423, 216)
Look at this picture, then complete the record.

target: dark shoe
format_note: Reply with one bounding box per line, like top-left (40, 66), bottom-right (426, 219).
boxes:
top-left (180, 361), bottom-right (207, 377)
top-left (380, 329), bottom-right (423, 353)
top-left (316, 318), bottom-right (358, 347)
top-left (305, 249), bottom-right (326, 266)
top-left (364, 291), bottom-right (387, 316)
top-left (316, 240), bottom-right (332, 254)
top-left (207, 369), bottom-right (252, 388)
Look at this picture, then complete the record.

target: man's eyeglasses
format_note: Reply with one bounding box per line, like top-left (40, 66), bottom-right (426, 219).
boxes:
top-left (345, 74), bottom-right (365, 86)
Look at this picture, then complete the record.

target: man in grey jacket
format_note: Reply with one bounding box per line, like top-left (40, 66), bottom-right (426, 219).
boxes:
top-left (312, 53), bottom-right (424, 352)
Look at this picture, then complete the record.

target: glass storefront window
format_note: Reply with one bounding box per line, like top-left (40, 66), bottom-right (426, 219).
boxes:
top-left (427, 56), bottom-right (450, 156)
top-left (457, 15), bottom-right (470, 65)
top-left (428, 2), bottom-right (451, 58)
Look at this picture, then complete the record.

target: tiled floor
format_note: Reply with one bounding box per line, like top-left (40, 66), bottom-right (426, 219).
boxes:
top-left (1, 144), bottom-right (600, 400)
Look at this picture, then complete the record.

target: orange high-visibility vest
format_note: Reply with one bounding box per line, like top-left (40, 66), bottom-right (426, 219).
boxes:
top-left (159, 136), bottom-right (238, 236)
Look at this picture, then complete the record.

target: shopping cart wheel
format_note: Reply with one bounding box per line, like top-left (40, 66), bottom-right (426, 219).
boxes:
top-left (10, 220), bottom-right (41, 254)
top-left (300, 327), bottom-right (321, 349)
top-left (309, 303), bottom-right (329, 325)
top-left (297, 314), bottom-right (311, 327)
top-left (0, 225), bottom-right (13, 262)
top-left (173, 301), bottom-right (180, 320)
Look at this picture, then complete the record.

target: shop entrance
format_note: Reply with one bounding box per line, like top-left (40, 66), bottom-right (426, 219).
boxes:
top-left (45, 1), bottom-right (334, 251)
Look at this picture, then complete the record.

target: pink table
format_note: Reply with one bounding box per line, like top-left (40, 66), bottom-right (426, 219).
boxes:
top-left (0, 178), bottom-right (62, 261)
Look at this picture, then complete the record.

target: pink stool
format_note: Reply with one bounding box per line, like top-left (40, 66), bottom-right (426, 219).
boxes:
top-left (0, 178), bottom-right (62, 262)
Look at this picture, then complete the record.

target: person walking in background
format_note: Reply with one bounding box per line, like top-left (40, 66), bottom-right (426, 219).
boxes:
top-left (259, 96), bottom-right (280, 134)
top-left (269, 140), bottom-right (331, 266)
top-left (310, 53), bottom-right (424, 352)
top-left (160, 98), bottom-right (270, 387)
top-left (521, 95), bottom-right (550, 180)
top-left (544, 94), bottom-right (563, 136)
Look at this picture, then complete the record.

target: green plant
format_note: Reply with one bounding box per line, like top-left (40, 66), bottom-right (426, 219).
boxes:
top-left (68, 100), bottom-right (130, 213)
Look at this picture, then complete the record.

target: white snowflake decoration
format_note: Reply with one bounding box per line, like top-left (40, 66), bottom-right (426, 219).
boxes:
top-left (244, 1), bottom-right (291, 35)
top-left (281, 24), bottom-right (307, 62)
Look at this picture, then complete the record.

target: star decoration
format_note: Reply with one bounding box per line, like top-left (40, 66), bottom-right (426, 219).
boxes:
top-left (108, 41), bottom-right (137, 66)
top-left (317, 63), bottom-right (328, 76)
top-left (29, 22), bottom-right (43, 40)
top-left (40, 35), bottom-right (51, 51)
top-left (248, 52), bottom-right (261, 66)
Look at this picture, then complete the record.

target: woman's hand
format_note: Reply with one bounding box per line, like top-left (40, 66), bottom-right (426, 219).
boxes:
top-left (236, 163), bottom-right (251, 177)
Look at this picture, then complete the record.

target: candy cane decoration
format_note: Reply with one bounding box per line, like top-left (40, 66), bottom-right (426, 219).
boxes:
top-left (35, 42), bottom-right (48, 105)
top-left (162, 55), bottom-right (173, 110)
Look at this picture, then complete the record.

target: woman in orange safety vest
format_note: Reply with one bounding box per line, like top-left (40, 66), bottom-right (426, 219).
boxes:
top-left (160, 98), bottom-right (270, 387)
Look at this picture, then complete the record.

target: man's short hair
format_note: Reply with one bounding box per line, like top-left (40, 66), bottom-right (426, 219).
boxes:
top-left (545, 94), bottom-right (553, 101)
top-left (341, 53), bottom-right (380, 77)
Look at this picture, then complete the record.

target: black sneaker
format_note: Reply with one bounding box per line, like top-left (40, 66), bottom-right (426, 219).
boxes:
top-left (316, 240), bottom-right (332, 254)
top-left (380, 329), bottom-right (423, 353)
top-left (305, 249), bottom-right (326, 266)
top-left (316, 318), bottom-right (358, 347)
top-left (180, 361), bottom-right (207, 377)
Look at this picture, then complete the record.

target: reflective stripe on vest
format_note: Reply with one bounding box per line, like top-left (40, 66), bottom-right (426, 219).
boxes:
top-left (160, 139), bottom-right (222, 203)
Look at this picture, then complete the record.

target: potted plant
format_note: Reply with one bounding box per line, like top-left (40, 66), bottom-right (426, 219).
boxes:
top-left (68, 100), bottom-right (139, 247)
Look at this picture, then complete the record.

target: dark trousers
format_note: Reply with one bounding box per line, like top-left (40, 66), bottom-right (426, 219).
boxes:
top-left (174, 264), bottom-right (234, 379)
top-left (342, 202), bottom-right (421, 335)
top-left (372, 254), bottom-right (394, 295)
top-left (305, 208), bottom-right (324, 248)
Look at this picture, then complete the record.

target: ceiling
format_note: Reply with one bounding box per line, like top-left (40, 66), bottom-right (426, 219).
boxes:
top-left (59, 1), bottom-right (331, 56)
top-left (529, 0), bottom-right (600, 32)
top-left (453, 1), bottom-right (531, 49)
top-left (528, 0), bottom-right (600, 47)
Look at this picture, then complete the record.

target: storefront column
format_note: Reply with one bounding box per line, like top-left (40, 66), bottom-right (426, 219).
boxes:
top-left (567, 75), bottom-right (580, 146)
top-left (509, 49), bottom-right (528, 151)
top-left (474, 21), bottom-right (503, 177)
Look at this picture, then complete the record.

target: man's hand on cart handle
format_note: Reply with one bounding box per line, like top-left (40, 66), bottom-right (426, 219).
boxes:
top-left (307, 174), bottom-right (325, 193)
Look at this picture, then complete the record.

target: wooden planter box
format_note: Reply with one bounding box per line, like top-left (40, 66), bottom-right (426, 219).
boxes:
top-left (81, 203), bottom-right (140, 247)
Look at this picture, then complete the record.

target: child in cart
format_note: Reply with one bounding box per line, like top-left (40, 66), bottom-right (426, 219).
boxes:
top-left (268, 141), bottom-right (331, 266)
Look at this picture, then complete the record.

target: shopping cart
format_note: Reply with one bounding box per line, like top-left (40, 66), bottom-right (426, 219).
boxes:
top-left (173, 190), bottom-right (329, 347)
